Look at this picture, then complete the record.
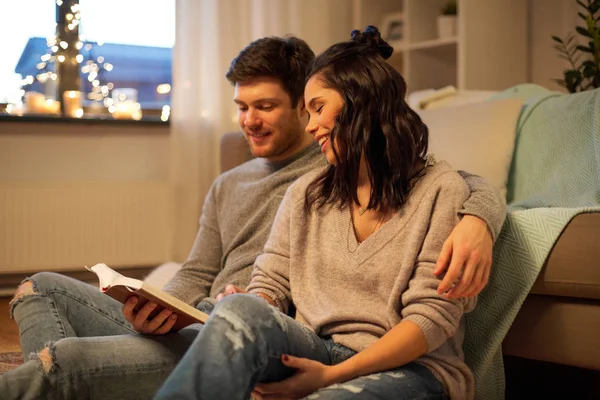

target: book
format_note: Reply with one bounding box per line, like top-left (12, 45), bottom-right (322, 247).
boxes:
top-left (86, 263), bottom-right (209, 332)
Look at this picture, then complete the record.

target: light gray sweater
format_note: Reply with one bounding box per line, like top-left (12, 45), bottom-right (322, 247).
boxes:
top-left (247, 161), bottom-right (477, 400)
top-left (163, 144), bottom-right (324, 305)
top-left (164, 142), bottom-right (505, 314)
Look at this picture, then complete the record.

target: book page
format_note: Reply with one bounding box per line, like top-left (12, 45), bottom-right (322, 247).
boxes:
top-left (87, 264), bottom-right (142, 291)
top-left (87, 263), bottom-right (209, 331)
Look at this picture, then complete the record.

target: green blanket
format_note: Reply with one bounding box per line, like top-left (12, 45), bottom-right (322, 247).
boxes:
top-left (463, 85), bottom-right (600, 399)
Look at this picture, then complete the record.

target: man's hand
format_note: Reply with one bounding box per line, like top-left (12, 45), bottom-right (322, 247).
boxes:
top-left (434, 215), bottom-right (493, 298)
top-left (252, 355), bottom-right (333, 400)
top-left (122, 296), bottom-right (178, 335)
top-left (215, 284), bottom-right (247, 301)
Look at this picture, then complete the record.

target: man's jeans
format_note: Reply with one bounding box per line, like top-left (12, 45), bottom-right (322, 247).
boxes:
top-left (154, 294), bottom-right (446, 400)
top-left (0, 271), bottom-right (210, 400)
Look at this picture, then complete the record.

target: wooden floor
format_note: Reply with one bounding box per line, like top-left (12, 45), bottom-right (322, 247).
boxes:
top-left (0, 297), bottom-right (21, 353)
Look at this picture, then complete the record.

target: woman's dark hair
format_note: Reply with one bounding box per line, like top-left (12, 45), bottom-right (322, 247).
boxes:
top-left (226, 36), bottom-right (315, 107)
top-left (305, 26), bottom-right (429, 213)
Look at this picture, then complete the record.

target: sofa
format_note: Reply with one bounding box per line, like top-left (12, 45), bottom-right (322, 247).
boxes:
top-left (217, 85), bottom-right (600, 383)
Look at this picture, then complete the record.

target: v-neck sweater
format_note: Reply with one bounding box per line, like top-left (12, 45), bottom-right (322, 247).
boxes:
top-left (247, 161), bottom-right (477, 400)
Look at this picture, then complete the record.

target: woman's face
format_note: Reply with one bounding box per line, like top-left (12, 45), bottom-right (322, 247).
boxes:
top-left (304, 75), bottom-right (345, 165)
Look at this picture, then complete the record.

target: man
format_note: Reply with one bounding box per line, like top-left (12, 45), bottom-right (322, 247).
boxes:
top-left (0, 36), bottom-right (504, 399)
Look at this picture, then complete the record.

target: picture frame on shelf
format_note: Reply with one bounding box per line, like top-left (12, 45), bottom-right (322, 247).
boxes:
top-left (381, 12), bottom-right (405, 48)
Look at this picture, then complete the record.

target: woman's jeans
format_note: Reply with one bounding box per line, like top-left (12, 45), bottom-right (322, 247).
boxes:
top-left (0, 272), bottom-right (210, 400)
top-left (154, 294), bottom-right (446, 400)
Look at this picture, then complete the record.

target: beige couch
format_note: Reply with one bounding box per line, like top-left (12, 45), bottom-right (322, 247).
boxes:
top-left (219, 119), bottom-right (600, 372)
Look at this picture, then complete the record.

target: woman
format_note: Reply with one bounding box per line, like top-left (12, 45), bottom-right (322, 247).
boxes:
top-left (154, 26), bottom-right (475, 400)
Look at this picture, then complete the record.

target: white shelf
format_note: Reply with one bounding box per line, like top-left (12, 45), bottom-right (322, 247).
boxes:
top-left (353, 0), bottom-right (527, 92)
top-left (388, 39), bottom-right (406, 52)
top-left (408, 36), bottom-right (458, 51)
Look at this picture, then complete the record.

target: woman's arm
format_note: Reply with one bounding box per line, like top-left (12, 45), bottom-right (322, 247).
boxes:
top-left (325, 320), bottom-right (427, 383)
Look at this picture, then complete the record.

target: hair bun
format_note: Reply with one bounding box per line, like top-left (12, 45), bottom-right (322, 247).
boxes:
top-left (350, 25), bottom-right (394, 60)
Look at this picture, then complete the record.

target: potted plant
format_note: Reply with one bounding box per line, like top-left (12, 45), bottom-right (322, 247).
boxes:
top-left (437, 0), bottom-right (458, 39)
top-left (552, 0), bottom-right (600, 92)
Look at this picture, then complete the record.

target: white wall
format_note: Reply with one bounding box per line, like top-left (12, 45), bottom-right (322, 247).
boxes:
top-left (0, 121), bottom-right (171, 274)
top-left (528, 0), bottom-right (580, 91)
top-left (0, 122), bottom-right (170, 182)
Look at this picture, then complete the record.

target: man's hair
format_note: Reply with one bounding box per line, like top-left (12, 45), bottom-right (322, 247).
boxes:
top-left (226, 36), bottom-right (315, 107)
top-left (304, 26), bottom-right (429, 213)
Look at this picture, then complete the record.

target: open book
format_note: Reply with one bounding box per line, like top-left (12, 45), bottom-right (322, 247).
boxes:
top-left (86, 263), bottom-right (209, 332)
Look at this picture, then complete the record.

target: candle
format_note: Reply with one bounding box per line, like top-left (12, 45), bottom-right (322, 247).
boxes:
top-left (112, 100), bottom-right (142, 120)
top-left (63, 90), bottom-right (82, 118)
top-left (24, 92), bottom-right (60, 115)
top-left (44, 99), bottom-right (61, 115)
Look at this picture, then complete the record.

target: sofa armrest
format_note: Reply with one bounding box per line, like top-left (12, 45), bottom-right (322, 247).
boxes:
top-left (531, 212), bottom-right (600, 300)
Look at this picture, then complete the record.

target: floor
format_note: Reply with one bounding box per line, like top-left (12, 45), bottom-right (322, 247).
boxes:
top-left (504, 355), bottom-right (600, 399)
top-left (0, 297), bottom-right (20, 354)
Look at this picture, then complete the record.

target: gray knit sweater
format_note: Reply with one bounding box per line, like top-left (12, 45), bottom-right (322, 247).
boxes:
top-left (163, 144), bottom-right (324, 305)
top-left (248, 161), bottom-right (478, 400)
top-left (163, 142), bottom-right (505, 314)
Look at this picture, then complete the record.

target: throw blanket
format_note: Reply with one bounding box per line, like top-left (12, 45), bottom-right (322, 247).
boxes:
top-left (464, 85), bottom-right (600, 400)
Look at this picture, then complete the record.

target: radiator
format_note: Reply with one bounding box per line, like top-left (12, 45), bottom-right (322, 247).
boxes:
top-left (0, 182), bottom-right (173, 274)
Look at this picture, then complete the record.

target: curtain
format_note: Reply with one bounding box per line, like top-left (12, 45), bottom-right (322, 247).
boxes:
top-left (170, 0), bottom-right (352, 260)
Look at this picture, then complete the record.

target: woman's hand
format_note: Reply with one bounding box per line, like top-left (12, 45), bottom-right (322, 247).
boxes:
top-left (122, 296), bottom-right (178, 335)
top-left (215, 284), bottom-right (247, 301)
top-left (433, 215), bottom-right (493, 298)
top-left (252, 355), bottom-right (334, 400)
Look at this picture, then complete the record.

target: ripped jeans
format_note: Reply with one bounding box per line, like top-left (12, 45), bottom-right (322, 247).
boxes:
top-left (0, 272), bottom-right (212, 400)
top-left (154, 294), bottom-right (446, 400)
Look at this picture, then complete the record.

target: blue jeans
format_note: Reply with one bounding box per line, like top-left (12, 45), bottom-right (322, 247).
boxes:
top-left (154, 294), bottom-right (446, 400)
top-left (0, 272), bottom-right (212, 400)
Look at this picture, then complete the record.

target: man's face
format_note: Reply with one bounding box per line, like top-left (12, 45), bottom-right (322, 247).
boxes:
top-left (234, 77), bottom-right (308, 162)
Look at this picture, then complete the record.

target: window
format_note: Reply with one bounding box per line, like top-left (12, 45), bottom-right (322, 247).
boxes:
top-left (1, 0), bottom-right (175, 121)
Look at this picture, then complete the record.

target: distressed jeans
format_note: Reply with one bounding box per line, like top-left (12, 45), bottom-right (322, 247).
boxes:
top-left (0, 271), bottom-right (212, 400)
top-left (154, 294), bottom-right (446, 400)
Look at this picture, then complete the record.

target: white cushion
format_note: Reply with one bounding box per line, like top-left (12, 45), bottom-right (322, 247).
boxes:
top-left (422, 90), bottom-right (499, 110)
top-left (144, 262), bottom-right (182, 288)
top-left (407, 87), bottom-right (498, 110)
top-left (417, 98), bottom-right (523, 199)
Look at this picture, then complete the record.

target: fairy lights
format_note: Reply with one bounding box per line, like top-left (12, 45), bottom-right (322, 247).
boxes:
top-left (11, 0), bottom-right (172, 120)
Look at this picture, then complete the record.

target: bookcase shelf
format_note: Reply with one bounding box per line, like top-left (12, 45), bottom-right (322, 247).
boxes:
top-left (352, 0), bottom-right (527, 94)
top-left (408, 36), bottom-right (457, 51)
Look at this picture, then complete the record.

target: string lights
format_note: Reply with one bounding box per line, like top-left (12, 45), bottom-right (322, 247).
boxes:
top-left (9, 0), bottom-right (172, 120)
top-left (20, 1), bottom-right (114, 113)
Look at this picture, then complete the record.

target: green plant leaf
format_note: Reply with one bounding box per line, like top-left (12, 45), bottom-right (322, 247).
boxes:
top-left (552, 35), bottom-right (564, 44)
top-left (565, 69), bottom-right (583, 92)
top-left (577, 44), bottom-right (594, 53)
top-left (579, 11), bottom-right (588, 20)
top-left (576, 0), bottom-right (587, 9)
top-left (590, 1), bottom-right (600, 13)
top-left (553, 44), bottom-right (568, 53)
top-left (577, 26), bottom-right (593, 37)
top-left (583, 65), bottom-right (597, 77)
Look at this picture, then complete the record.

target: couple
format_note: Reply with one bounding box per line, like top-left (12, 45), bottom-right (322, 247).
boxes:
top-left (1, 26), bottom-right (505, 400)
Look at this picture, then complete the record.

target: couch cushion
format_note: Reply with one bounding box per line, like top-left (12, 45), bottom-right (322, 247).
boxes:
top-left (417, 98), bottom-right (523, 200)
top-left (530, 212), bottom-right (600, 300)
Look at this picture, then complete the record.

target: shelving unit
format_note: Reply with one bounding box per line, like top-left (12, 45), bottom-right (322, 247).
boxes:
top-left (352, 0), bottom-right (528, 94)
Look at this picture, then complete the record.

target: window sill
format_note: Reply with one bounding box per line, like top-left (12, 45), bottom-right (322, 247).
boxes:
top-left (0, 114), bottom-right (169, 126)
